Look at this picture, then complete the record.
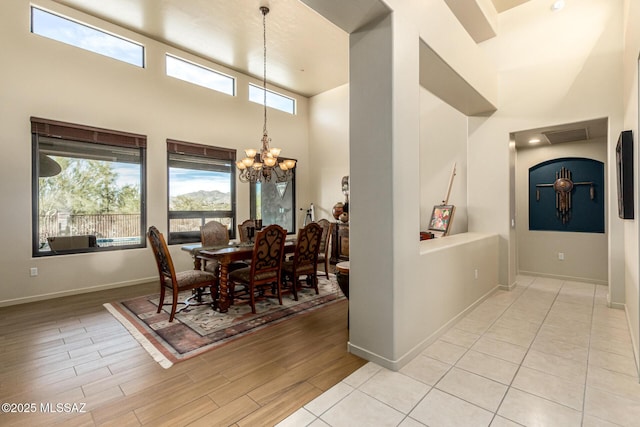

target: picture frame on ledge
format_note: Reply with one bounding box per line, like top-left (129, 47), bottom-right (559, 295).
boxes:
top-left (428, 205), bottom-right (455, 237)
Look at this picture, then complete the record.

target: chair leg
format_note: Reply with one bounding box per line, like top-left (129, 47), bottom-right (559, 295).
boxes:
top-left (250, 284), bottom-right (257, 314)
top-left (275, 280), bottom-right (283, 305)
top-left (211, 284), bottom-right (219, 311)
top-left (157, 286), bottom-right (166, 314)
top-left (291, 276), bottom-right (298, 301)
top-left (324, 259), bottom-right (330, 279)
top-left (169, 291), bottom-right (179, 322)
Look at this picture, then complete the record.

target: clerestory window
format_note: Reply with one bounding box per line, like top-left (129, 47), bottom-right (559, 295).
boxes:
top-left (31, 6), bottom-right (145, 68)
top-left (248, 84), bottom-right (296, 115)
top-left (166, 54), bottom-right (235, 96)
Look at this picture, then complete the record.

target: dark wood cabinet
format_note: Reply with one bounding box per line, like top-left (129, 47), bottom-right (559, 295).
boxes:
top-left (330, 222), bottom-right (349, 263)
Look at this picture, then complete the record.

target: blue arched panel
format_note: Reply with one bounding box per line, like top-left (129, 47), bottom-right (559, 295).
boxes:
top-left (529, 157), bottom-right (604, 233)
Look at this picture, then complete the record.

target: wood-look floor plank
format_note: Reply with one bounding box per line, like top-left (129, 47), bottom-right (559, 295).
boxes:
top-left (238, 381), bottom-right (323, 427)
top-left (143, 395), bottom-right (218, 427)
top-left (187, 395), bottom-right (260, 427)
top-left (0, 278), bottom-right (363, 426)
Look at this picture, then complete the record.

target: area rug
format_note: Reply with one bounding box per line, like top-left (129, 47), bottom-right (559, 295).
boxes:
top-left (104, 273), bottom-right (343, 368)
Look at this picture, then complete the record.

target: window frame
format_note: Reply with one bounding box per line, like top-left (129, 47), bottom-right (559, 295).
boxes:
top-left (31, 117), bottom-right (147, 257)
top-left (167, 139), bottom-right (237, 245)
top-left (30, 6), bottom-right (145, 68)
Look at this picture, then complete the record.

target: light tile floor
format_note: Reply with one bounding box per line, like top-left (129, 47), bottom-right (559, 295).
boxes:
top-left (277, 275), bottom-right (640, 426)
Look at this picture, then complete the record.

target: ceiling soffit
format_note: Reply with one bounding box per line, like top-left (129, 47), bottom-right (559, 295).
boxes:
top-left (445, 0), bottom-right (497, 43)
top-left (419, 41), bottom-right (497, 116)
top-left (513, 118), bottom-right (608, 149)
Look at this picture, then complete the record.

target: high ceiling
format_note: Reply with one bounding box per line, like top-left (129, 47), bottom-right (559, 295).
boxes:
top-left (52, 0), bottom-right (349, 97)
top-left (51, 0), bottom-right (531, 98)
top-left (52, 1), bottom-right (605, 147)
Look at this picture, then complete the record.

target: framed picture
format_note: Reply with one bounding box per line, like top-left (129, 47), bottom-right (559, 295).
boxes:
top-left (616, 130), bottom-right (634, 219)
top-left (428, 205), bottom-right (455, 237)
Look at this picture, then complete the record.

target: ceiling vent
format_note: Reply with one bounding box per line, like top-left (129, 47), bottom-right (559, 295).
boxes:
top-left (543, 128), bottom-right (589, 144)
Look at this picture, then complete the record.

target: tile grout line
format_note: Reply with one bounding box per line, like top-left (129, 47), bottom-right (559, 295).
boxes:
top-left (488, 276), bottom-right (564, 426)
top-left (579, 282), bottom-right (597, 427)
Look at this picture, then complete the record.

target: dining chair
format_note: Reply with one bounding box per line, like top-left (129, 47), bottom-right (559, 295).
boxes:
top-left (281, 222), bottom-right (323, 301)
top-left (315, 219), bottom-right (333, 279)
top-left (147, 226), bottom-right (218, 322)
top-left (228, 224), bottom-right (287, 313)
top-left (199, 220), bottom-right (229, 274)
top-left (237, 219), bottom-right (256, 243)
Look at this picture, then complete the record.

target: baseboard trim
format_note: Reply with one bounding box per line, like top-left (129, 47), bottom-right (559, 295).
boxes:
top-left (0, 277), bottom-right (156, 307)
top-left (347, 284), bottom-right (501, 371)
top-left (517, 270), bottom-right (607, 286)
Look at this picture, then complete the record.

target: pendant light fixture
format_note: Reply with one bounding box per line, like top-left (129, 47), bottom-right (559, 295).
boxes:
top-left (236, 6), bottom-right (296, 183)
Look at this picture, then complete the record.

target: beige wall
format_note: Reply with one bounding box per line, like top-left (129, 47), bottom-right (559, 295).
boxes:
top-left (516, 139), bottom-right (608, 284)
top-left (420, 87), bottom-right (468, 235)
top-left (0, 0), bottom-right (310, 305)
top-left (471, 0), bottom-right (625, 293)
top-left (622, 0), bottom-right (640, 372)
top-left (308, 84), bottom-right (350, 220)
top-left (311, 0), bottom-right (500, 367)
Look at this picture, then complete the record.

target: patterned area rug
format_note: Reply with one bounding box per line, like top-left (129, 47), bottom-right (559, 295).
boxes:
top-left (104, 273), bottom-right (343, 368)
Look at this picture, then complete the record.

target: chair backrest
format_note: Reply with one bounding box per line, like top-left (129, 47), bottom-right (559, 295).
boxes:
top-left (147, 226), bottom-right (176, 284)
top-left (201, 221), bottom-right (229, 246)
top-left (238, 219), bottom-right (256, 243)
top-left (316, 219), bottom-right (332, 254)
top-left (249, 224), bottom-right (287, 282)
top-left (293, 222), bottom-right (323, 274)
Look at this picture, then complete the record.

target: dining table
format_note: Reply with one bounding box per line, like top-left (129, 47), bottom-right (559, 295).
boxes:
top-left (183, 239), bottom-right (296, 313)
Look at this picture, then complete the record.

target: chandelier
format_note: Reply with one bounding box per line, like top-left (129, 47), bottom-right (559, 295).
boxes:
top-left (236, 6), bottom-right (296, 183)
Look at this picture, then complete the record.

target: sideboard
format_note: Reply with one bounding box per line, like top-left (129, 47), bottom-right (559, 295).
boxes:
top-left (331, 222), bottom-right (349, 263)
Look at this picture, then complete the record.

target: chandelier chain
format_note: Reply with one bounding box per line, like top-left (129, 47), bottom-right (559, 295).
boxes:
top-left (235, 6), bottom-right (295, 184)
top-left (262, 6), bottom-right (268, 136)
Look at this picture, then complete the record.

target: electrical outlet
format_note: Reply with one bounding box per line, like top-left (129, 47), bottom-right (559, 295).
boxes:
top-left (474, 269), bottom-right (478, 279)
top-left (30, 267), bottom-right (38, 277)
top-left (558, 252), bottom-right (564, 261)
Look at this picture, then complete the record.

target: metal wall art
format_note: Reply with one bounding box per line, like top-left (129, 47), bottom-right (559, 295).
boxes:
top-left (535, 167), bottom-right (593, 224)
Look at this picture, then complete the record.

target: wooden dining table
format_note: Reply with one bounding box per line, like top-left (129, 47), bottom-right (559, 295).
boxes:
top-left (194, 240), bottom-right (296, 313)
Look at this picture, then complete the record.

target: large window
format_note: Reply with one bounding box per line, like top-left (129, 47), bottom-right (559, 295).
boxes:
top-left (167, 140), bottom-right (236, 244)
top-left (31, 7), bottom-right (144, 68)
top-left (32, 118), bottom-right (146, 256)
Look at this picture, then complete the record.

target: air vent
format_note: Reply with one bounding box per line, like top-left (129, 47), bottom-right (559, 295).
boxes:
top-left (543, 128), bottom-right (589, 144)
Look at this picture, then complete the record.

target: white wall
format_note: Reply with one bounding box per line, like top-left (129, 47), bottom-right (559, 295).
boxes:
top-left (420, 88), bottom-right (468, 235)
top-left (308, 84), bottom-right (350, 220)
top-left (622, 0), bottom-right (640, 372)
top-left (516, 139), bottom-right (608, 284)
top-left (0, 0), bottom-right (310, 305)
top-left (471, 0), bottom-right (625, 294)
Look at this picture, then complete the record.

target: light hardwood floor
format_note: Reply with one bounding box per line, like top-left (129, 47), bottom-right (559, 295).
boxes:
top-left (0, 282), bottom-right (365, 426)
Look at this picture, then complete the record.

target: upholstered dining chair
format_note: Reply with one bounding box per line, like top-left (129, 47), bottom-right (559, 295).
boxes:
top-left (315, 219), bottom-right (333, 279)
top-left (281, 222), bottom-right (323, 301)
top-left (228, 224), bottom-right (287, 314)
top-left (199, 220), bottom-right (229, 274)
top-left (237, 219), bottom-right (256, 243)
top-left (147, 226), bottom-right (218, 322)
